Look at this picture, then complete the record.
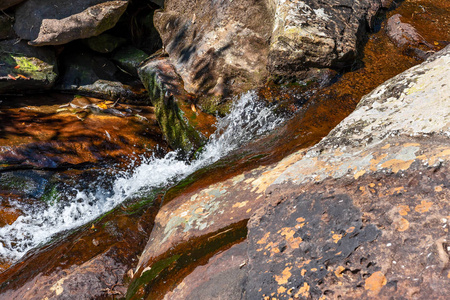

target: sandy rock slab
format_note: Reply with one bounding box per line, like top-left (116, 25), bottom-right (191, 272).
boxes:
top-left (14, 0), bottom-right (128, 46)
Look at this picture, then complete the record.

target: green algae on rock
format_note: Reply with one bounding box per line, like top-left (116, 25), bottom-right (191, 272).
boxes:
top-left (138, 58), bottom-right (210, 154)
top-left (0, 40), bottom-right (58, 93)
top-left (84, 33), bottom-right (127, 54)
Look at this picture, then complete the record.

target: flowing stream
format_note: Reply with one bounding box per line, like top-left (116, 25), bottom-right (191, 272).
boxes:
top-left (0, 91), bottom-right (286, 263)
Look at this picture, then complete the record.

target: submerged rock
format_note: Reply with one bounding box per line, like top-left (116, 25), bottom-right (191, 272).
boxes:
top-left (0, 40), bottom-right (58, 93)
top-left (14, 0), bottom-right (128, 46)
top-left (138, 58), bottom-right (214, 154)
top-left (386, 14), bottom-right (434, 59)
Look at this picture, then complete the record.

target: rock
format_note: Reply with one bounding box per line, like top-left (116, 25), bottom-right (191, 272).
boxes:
top-left (162, 242), bottom-right (249, 300)
top-left (129, 45), bottom-right (450, 299)
top-left (154, 0), bottom-right (272, 107)
top-left (245, 44), bottom-right (450, 299)
top-left (0, 15), bottom-right (15, 40)
top-left (0, 0), bottom-right (25, 11)
top-left (14, 0), bottom-right (128, 46)
top-left (57, 50), bottom-right (146, 101)
top-left (112, 46), bottom-right (149, 77)
top-left (386, 14), bottom-right (433, 59)
top-left (0, 40), bottom-right (58, 93)
top-left (138, 58), bottom-right (215, 154)
top-left (84, 33), bottom-right (127, 53)
top-left (268, 0), bottom-right (381, 78)
top-left (380, 0), bottom-right (395, 9)
top-left (154, 0), bottom-right (382, 109)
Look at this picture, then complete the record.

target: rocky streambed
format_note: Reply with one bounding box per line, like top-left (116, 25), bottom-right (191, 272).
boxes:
top-left (0, 0), bottom-right (449, 299)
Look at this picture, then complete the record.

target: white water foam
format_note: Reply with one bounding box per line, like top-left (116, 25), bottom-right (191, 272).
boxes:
top-left (0, 91), bottom-right (285, 262)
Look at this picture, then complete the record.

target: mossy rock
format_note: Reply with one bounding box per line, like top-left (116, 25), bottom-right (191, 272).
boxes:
top-left (138, 58), bottom-right (207, 155)
top-left (0, 40), bottom-right (58, 93)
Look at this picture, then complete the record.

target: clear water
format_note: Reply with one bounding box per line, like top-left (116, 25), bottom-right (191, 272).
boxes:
top-left (0, 91), bottom-right (285, 263)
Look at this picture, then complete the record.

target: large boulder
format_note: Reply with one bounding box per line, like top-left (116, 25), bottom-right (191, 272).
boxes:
top-left (154, 0), bottom-right (273, 110)
top-left (129, 45), bottom-right (450, 298)
top-left (14, 0), bottom-right (128, 46)
top-left (154, 0), bottom-right (382, 110)
top-left (0, 40), bottom-right (58, 93)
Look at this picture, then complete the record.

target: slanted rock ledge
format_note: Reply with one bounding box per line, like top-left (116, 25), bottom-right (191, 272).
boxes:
top-left (130, 45), bottom-right (450, 299)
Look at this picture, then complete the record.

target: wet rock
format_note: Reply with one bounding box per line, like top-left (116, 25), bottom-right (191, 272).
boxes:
top-left (129, 45), bottom-right (450, 299)
top-left (14, 0), bottom-right (128, 46)
top-left (138, 58), bottom-right (214, 154)
top-left (380, 0), bottom-right (395, 9)
top-left (57, 50), bottom-right (146, 101)
top-left (0, 0), bottom-right (24, 11)
top-left (163, 242), bottom-right (249, 300)
top-left (112, 46), bottom-right (149, 77)
top-left (0, 15), bottom-right (15, 40)
top-left (0, 40), bottom-right (58, 93)
top-left (84, 33), bottom-right (127, 54)
top-left (386, 14), bottom-right (434, 59)
top-left (268, 0), bottom-right (381, 78)
top-left (244, 45), bottom-right (450, 299)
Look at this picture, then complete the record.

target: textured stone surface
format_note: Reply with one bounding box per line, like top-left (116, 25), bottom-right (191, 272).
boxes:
top-left (138, 58), bottom-right (215, 154)
top-left (268, 0), bottom-right (381, 78)
top-left (155, 0), bottom-right (382, 108)
top-left (130, 45), bottom-right (450, 299)
top-left (0, 40), bottom-right (58, 93)
top-left (154, 0), bottom-right (272, 105)
top-left (0, 15), bottom-right (15, 40)
top-left (14, 0), bottom-right (128, 46)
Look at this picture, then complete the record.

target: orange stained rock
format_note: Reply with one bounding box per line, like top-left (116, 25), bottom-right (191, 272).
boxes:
top-left (381, 159), bottom-right (414, 173)
top-left (301, 269), bottom-right (307, 276)
top-left (277, 286), bottom-right (286, 294)
top-left (280, 227), bottom-right (303, 249)
top-left (335, 266), bottom-right (345, 278)
top-left (398, 205), bottom-right (411, 216)
top-left (435, 186), bottom-right (443, 192)
top-left (448, 271), bottom-right (450, 279)
top-left (257, 232), bottom-right (270, 245)
top-left (396, 218), bottom-right (410, 232)
top-left (414, 200), bottom-right (433, 213)
top-left (364, 271), bottom-right (387, 293)
top-left (346, 227), bottom-right (355, 233)
top-left (332, 233), bottom-right (343, 243)
top-left (274, 267), bottom-right (292, 285)
top-left (295, 282), bottom-right (310, 298)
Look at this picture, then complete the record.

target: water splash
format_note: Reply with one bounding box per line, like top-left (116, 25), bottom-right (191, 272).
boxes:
top-left (0, 91), bottom-right (285, 262)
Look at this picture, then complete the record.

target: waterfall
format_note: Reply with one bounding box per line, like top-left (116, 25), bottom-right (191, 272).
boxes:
top-left (0, 90), bottom-right (285, 262)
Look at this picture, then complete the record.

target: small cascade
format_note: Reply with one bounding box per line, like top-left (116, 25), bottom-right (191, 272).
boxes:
top-left (0, 91), bottom-right (286, 263)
